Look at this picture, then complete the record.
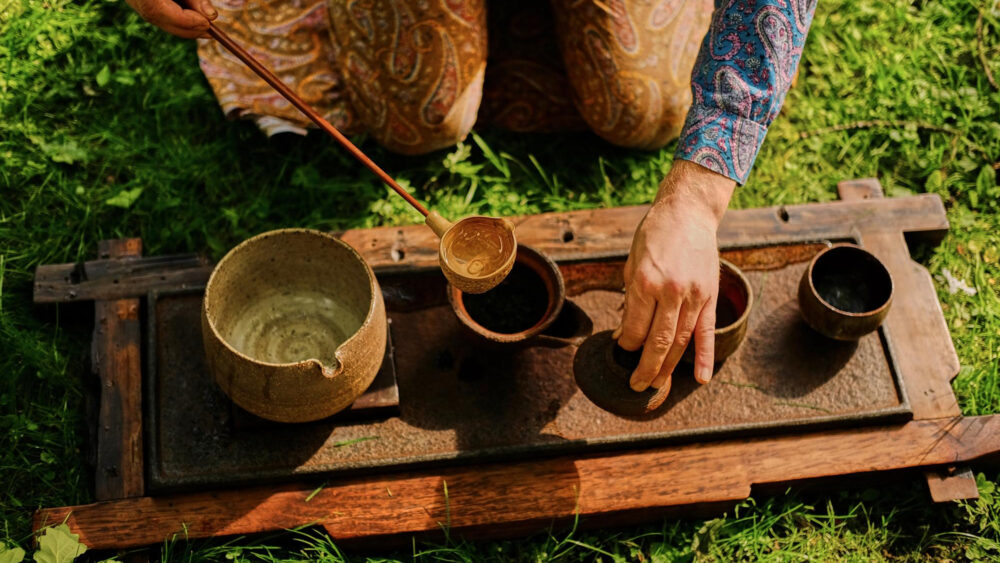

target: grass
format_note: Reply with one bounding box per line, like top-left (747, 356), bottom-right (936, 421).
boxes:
top-left (1, 0), bottom-right (999, 559)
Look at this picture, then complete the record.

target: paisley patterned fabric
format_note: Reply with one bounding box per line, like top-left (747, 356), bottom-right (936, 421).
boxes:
top-left (675, 0), bottom-right (817, 183)
top-left (476, 0), bottom-right (587, 132)
top-left (326, 0), bottom-right (488, 154)
top-left (196, 0), bottom-right (360, 136)
top-left (550, 0), bottom-right (714, 149)
top-left (196, 0), bottom-right (815, 185)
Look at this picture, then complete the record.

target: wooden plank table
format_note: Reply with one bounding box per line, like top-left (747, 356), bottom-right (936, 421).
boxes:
top-left (31, 179), bottom-right (993, 550)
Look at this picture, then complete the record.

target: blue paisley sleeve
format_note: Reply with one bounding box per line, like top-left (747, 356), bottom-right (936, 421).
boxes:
top-left (674, 0), bottom-right (817, 184)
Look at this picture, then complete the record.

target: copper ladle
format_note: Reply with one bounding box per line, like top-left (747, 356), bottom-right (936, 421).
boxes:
top-left (186, 4), bottom-right (516, 294)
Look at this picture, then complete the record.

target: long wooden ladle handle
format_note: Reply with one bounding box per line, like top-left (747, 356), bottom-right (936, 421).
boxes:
top-left (186, 5), bottom-right (431, 217)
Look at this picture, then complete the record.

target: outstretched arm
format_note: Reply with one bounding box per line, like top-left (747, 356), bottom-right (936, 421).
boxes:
top-left (618, 0), bottom-right (817, 392)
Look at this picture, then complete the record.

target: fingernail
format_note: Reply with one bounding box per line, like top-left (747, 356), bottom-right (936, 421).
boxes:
top-left (612, 325), bottom-right (622, 340)
top-left (209, 8), bottom-right (218, 18)
top-left (698, 366), bottom-right (713, 384)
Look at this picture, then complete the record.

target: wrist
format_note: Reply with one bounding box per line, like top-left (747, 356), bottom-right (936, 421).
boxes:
top-left (654, 159), bottom-right (735, 224)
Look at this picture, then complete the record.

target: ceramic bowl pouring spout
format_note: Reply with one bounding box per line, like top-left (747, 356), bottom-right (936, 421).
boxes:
top-left (202, 229), bottom-right (387, 423)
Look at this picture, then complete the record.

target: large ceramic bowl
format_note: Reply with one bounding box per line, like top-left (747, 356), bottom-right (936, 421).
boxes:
top-left (202, 229), bottom-right (386, 423)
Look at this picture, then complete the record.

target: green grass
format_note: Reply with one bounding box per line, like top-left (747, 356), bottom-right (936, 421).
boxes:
top-left (2, 0), bottom-right (1000, 559)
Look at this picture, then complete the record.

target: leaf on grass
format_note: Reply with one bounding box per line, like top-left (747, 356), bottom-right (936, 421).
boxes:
top-left (0, 545), bottom-right (26, 563)
top-left (27, 135), bottom-right (87, 164)
top-left (691, 517), bottom-right (724, 554)
top-left (105, 187), bottom-right (144, 209)
top-left (96, 65), bottom-right (110, 87)
top-left (976, 164), bottom-right (997, 197)
top-left (33, 525), bottom-right (87, 563)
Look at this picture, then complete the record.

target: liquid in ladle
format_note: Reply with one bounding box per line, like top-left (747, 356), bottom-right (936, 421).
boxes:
top-left (444, 218), bottom-right (513, 278)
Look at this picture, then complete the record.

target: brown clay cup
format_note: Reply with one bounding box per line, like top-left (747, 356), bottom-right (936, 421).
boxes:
top-left (447, 245), bottom-right (567, 345)
top-left (681, 259), bottom-right (754, 365)
top-left (202, 229), bottom-right (387, 423)
top-left (798, 243), bottom-right (893, 341)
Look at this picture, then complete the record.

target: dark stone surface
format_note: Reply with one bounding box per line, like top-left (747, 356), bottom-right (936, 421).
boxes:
top-left (147, 244), bottom-right (909, 491)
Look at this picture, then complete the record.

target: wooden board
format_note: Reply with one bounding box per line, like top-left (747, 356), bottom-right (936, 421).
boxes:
top-left (835, 179), bottom-right (975, 502)
top-left (91, 240), bottom-right (145, 501)
top-left (31, 182), bottom-right (987, 549)
top-left (34, 194), bottom-right (949, 303)
top-left (32, 416), bottom-right (1000, 550)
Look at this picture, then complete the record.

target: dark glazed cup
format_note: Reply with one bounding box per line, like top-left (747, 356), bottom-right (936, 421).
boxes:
top-left (448, 245), bottom-right (568, 345)
top-left (798, 243), bottom-right (893, 341)
top-left (681, 259), bottom-right (754, 364)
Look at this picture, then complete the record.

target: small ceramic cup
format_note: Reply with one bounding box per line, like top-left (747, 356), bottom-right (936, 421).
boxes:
top-left (681, 259), bottom-right (754, 364)
top-left (202, 229), bottom-right (386, 423)
top-left (447, 245), bottom-right (567, 345)
top-left (798, 243), bottom-right (893, 341)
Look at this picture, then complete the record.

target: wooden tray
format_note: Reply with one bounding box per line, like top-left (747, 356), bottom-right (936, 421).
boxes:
top-left (31, 179), bottom-right (998, 549)
top-left (145, 241), bottom-right (911, 491)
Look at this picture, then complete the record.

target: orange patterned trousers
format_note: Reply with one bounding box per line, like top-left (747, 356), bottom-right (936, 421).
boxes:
top-left (197, 0), bottom-right (712, 154)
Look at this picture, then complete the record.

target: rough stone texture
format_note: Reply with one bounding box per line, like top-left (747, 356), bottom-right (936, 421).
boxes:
top-left (148, 244), bottom-right (908, 491)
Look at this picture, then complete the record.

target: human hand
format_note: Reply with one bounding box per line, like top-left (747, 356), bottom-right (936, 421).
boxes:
top-left (614, 159), bottom-right (736, 394)
top-left (125, 0), bottom-right (218, 39)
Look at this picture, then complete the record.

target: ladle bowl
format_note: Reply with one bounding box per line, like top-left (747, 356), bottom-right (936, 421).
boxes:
top-left (427, 211), bottom-right (517, 294)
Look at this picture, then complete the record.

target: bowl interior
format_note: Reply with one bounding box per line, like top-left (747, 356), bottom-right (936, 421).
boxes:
top-left (717, 262), bottom-right (750, 331)
top-left (457, 248), bottom-right (560, 336)
top-left (441, 216), bottom-right (516, 281)
top-left (206, 231), bottom-right (373, 366)
top-left (811, 246), bottom-right (892, 314)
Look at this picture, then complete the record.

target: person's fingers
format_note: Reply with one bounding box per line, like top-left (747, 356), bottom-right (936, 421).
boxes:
top-left (650, 299), bottom-right (700, 389)
top-left (616, 282), bottom-right (656, 351)
top-left (137, 0), bottom-right (210, 37)
top-left (196, 0), bottom-right (219, 20)
top-left (692, 293), bottom-right (717, 384)
top-left (161, 20), bottom-right (210, 38)
top-left (629, 297), bottom-right (680, 391)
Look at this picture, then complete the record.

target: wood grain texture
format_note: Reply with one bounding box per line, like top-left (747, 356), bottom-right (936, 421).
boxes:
top-left (34, 253), bottom-right (212, 303)
top-left (925, 466), bottom-right (980, 502)
top-left (344, 195), bottom-right (950, 271)
top-left (830, 183), bottom-right (961, 418)
top-left (32, 416), bottom-right (1000, 549)
top-left (836, 177), bottom-right (884, 201)
top-left (836, 180), bottom-right (972, 503)
top-left (33, 195), bottom-right (949, 304)
top-left (31, 186), bottom-right (972, 544)
top-left (92, 239), bottom-right (145, 500)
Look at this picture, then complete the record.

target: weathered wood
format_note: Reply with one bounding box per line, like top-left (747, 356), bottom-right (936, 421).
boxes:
top-left (835, 180), bottom-right (973, 503)
top-left (836, 182), bottom-right (960, 418)
top-left (34, 253), bottom-right (212, 303)
top-left (32, 195), bottom-right (949, 303)
top-left (343, 194), bottom-right (950, 271)
top-left (31, 184), bottom-right (974, 545)
top-left (836, 177), bottom-right (884, 201)
top-left (863, 238), bottom-right (961, 417)
top-left (32, 415), bottom-right (1000, 550)
top-left (924, 466), bottom-right (980, 502)
top-left (92, 240), bottom-right (145, 501)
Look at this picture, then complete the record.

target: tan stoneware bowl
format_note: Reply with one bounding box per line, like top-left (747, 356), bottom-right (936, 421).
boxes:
top-left (202, 229), bottom-right (387, 423)
top-left (798, 243), bottom-right (893, 341)
top-left (681, 259), bottom-right (754, 364)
